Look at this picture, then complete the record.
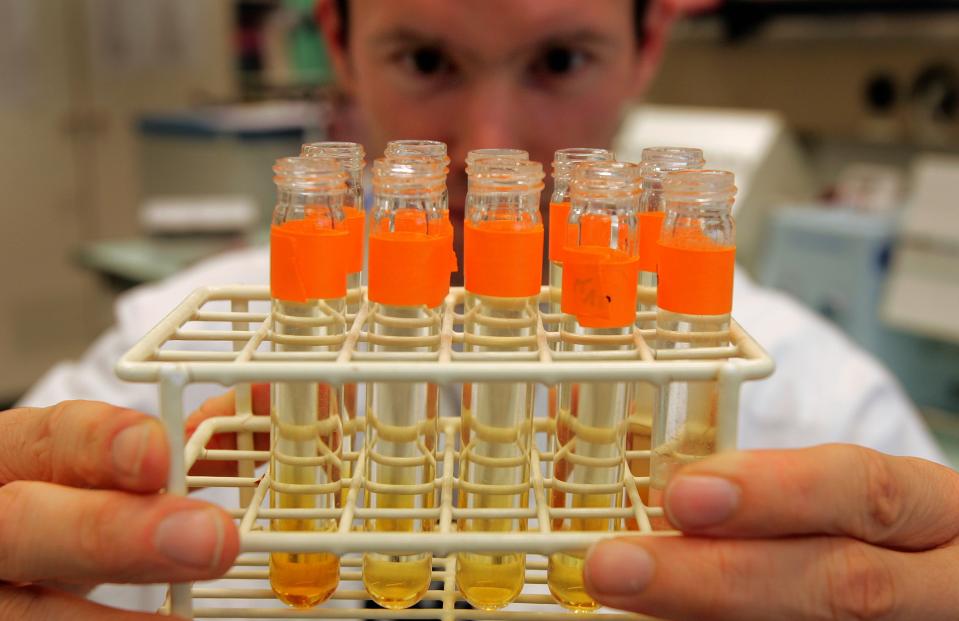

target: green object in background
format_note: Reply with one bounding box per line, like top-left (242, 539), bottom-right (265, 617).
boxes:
top-left (76, 232), bottom-right (268, 289)
top-left (285, 0), bottom-right (334, 85)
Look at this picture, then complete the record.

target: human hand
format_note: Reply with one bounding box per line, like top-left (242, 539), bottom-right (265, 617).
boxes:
top-left (585, 444), bottom-right (959, 620)
top-left (0, 400), bottom-right (239, 619)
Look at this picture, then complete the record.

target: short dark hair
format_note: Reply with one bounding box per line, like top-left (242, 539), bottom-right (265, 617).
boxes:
top-left (332, 0), bottom-right (651, 46)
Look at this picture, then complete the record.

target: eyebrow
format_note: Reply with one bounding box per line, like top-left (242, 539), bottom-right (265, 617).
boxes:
top-left (370, 28), bottom-right (445, 50)
top-left (369, 27), bottom-right (620, 62)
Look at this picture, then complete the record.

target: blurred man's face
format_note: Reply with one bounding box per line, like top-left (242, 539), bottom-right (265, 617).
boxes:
top-left (325, 0), bottom-right (654, 212)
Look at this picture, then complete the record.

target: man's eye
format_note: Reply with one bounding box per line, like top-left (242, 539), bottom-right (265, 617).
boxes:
top-left (399, 46), bottom-right (454, 77)
top-left (533, 46), bottom-right (589, 78)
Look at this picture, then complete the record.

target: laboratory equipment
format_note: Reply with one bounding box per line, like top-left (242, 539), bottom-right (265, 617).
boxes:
top-left (465, 148), bottom-right (529, 168)
top-left (636, 147), bottom-right (706, 324)
top-left (300, 141), bottom-right (367, 492)
top-left (115, 140), bottom-right (773, 621)
top-left (385, 139), bottom-right (451, 165)
top-left (547, 148), bottom-right (615, 315)
top-left (300, 142), bottom-right (366, 313)
top-left (362, 156), bottom-right (455, 608)
top-left (629, 147), bottom-right (704, 514)
top-left (115, 281), bottom-right (771, 620)
top-left (650, 170), bottom-right (737, 520)
top-left (613, 105), bottom-right (813, 276)
top-left (763, 201), bottom-right (959, 416)
top-left (552, 161), bottom-right (642, 611)
top-left (385, 140), bottom-right (454, 237)
top-left (268, 156), bottom-right (349, 607)
top-left (458, 157), bottom-right (545, 610)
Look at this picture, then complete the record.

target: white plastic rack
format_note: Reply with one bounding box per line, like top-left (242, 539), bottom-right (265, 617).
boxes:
top-left (116, 284), bottom-right (774, 620)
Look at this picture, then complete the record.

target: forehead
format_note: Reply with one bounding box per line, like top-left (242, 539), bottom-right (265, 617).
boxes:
top-left (350, 0), bottom-right (634, 55)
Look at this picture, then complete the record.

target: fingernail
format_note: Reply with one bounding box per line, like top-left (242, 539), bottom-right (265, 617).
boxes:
top-left (584, 540), bottom-right (654, 596)
top-left (155, 509), bottom-right (225, 569)
top-left (665, 475), bottom-right (740, 529)
top-left (112, 421), bottom-right (156, 478)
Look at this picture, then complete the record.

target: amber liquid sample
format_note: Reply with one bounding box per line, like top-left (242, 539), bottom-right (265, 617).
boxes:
top-left (456, 487), bottom-right (529, 610)
top-left (456, 546), bottom-right (526, 610)
top-left (364, 551), bottom-right (433, 610)
top-left (269, 383), bottom-right (342, 607)
top-left (363, 458), bottom-right (436, 609)
top-left (456, 405), bottom-right (531, 610)
top-left (550, 319), bottom-right (630, 611)
top-left (270, 528), bottom-right (340, 607)
top-left (456, 293), bottom-right (536, 610)
top-left (362, 488), bottom-right (434, 609)
top-left (363, 304), bottom-right (440, 609)
top-left (548, 493), bottom-right (618, 611)
top-left (269, 299), bottom-right (344, 608)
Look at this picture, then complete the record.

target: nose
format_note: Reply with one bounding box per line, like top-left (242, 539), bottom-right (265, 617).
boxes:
top-left (450, 75), bottom-right (524, 167)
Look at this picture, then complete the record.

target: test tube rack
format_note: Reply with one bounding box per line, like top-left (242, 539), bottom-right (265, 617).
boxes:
top-left (116, 284), bottom-right (774, 620)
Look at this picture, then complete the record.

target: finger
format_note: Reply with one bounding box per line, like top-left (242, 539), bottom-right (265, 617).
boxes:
top-left (0, 584), bottom-right (179, 620)
top-left (0, 401), bottom-right (168, 492)
top-left (0, 481), bottom-right (238, 584)
top-left (661, 444), bottom-right (959, 550)
top-left (186, 384), bottom-right (270, 478)
top-left (585, 534), bottom-right (957, 621)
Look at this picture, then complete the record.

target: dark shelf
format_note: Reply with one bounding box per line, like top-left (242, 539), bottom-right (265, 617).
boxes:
top-left (713, 1), bottom-right (959, 40)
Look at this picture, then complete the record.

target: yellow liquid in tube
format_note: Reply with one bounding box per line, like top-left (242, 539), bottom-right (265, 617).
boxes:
top-left (650, 312), bottom-right (727, 529)
top-left (363, 304), bottom-right (439, 609)
top-left (457, 293), bottom-right (536, 610)
top-left (548, 493), bottom-right (618, 611)
top-left (363, 490), bottom-right (434, 609)
top-left (456, 453), bottom-right (530, 610)
top-left (550, 324), bottom-right (630, 611)
top-left (269, 300), bottom-right (344, 607)
top-left (270, 525), bottom-right (340, 608)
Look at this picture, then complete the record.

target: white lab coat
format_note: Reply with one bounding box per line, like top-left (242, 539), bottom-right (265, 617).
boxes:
top-left (17, 244), bottom-right (946, 615)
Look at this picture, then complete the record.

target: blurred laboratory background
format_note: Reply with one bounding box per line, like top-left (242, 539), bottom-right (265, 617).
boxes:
top-left (0, 1), bottom-right (957, 457)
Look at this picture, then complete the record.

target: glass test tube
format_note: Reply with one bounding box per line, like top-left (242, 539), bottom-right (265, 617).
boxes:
top-left (546, 148), bottom-right (615, 440)
top-left (301, 141), bottom-right (367, 310)
top-left (385, 140), bottom-right (452, 217)
top-left (301, 142), bottom-right (367, 500)
top-left (362, 157), bottom-right (456, 609)
top-left (268, 156), bottom-right (349, 608)
top-left (458, 157), bottom-right (545, 610)
top-left (628, 147), bottom-right (704, 516)
top-left (550, 161), bottom-right (641, 611)
top-left (465, 148), bottom-right (529, 169)
top-left (547, 148), bottom-right (614, 315)
top-left (649, 170), bottom-right (737, 522)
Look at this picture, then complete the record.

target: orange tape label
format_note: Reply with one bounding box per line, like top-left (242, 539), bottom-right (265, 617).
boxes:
top-left (548, 202), bottom-right (570, 262)
top-left (561, 247), bottom-right (639, 328)
top-left (270, 220), bottom-right (349, 302)
top-left (464, 220), bottom-right (543, 298)
top-left (638, 211), bottom-right (665, 272)
top-left (368, 229), bottom-right (455, 308)
top-left (579, 213), bottom-right (612, 247)
top-left (342, 207), bottom-right (365, 273)
top-left (657, 242), bottom-right (735, 315)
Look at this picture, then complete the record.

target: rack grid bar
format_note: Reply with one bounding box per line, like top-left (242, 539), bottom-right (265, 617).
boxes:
top-left (124, 285), bottom-right (773, 620)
